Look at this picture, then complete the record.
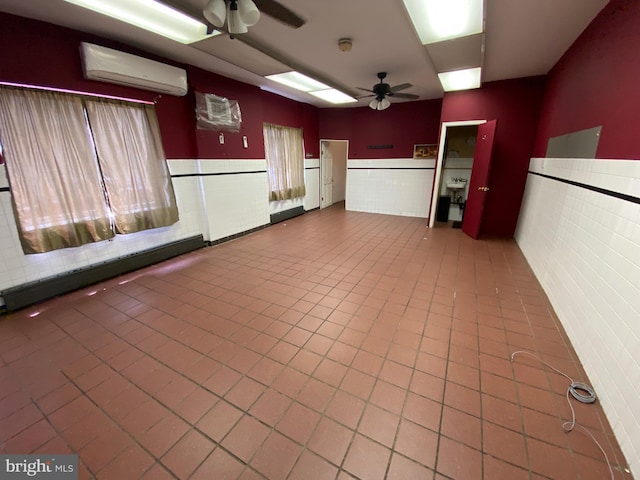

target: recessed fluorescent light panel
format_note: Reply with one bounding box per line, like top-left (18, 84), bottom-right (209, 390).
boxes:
top-left (266, 72), bottom-right (330, 92)
top-left (309, 89), bottom-right (357, 104)
top-left (438, 67), bottom-right (482, 92)
top-left (64, 0), bottom-right (215, 44)
top-left (266, 72), bottom-right (355, 104)
top-left (403, 0), bottom-right (483, 44)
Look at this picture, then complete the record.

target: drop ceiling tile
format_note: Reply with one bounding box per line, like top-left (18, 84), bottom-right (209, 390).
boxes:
top-left (425, 34), bottom-right (483, 73)
top-left (192, 35), bottom-right (289, 77)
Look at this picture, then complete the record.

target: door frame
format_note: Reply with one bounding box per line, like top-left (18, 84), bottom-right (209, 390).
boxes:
top-left (319, 138), bottom-right (349, 209)
top-left (428, 120), bottom-right (486, 228)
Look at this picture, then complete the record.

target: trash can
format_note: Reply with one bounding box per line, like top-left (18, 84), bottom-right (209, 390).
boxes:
top-left (436, 196), bottom-right (450, 222)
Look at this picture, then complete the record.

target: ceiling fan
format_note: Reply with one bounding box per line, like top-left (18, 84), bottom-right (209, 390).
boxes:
top-left (201, 0), bottom-right (305, 36)
top-left (358, 72), bottom-right (419, 110)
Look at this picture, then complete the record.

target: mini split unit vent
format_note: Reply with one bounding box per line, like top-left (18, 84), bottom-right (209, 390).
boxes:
top-left (80, 42), bottom-right (188, 96)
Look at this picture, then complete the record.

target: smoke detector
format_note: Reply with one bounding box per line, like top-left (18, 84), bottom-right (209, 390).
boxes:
top-left (338, 38), bottom-right (352, 52)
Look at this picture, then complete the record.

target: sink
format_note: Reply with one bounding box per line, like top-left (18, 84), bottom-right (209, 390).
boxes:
top-left (446, 182), bottom-right (466, 189)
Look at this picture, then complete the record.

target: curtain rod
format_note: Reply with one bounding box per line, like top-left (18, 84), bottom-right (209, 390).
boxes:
top-left (0, 81), bottom-right (156, 105)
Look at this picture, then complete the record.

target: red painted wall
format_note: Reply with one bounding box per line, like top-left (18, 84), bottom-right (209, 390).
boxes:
top-left (319, 99), bottom-right (442, 158)
top-left (189, 66), bottom-right (265, 159)
top-left (533, 0), bottom-right (640, 159)
top-left (441, 77), bottom-right (546, 237)
top-left (0, 13), bottom-right (197, 159)
top-left (0, 13), bottom-right (319, 161)
top-left (262, 91), bottom-right (320, 157)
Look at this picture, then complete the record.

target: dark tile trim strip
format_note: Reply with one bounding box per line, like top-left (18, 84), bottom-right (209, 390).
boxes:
top-left (305, 167), bottom-right (320, 170)
top-left (529, 171), bottom-right (640, 205)
top-left (0, 187), bottom-right (9, 192)
top-left (171, 171), bottom-right (266, 178)
top-left (207, 224), bottom-right (270, 247)
top-left (348, 167), bottom-right (435, 170)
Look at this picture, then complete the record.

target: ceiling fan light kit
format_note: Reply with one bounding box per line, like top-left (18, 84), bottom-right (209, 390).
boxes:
top-left (369, 97), bottom-right (390, 111)
top-left (203, 0), bottom-right (260, 34)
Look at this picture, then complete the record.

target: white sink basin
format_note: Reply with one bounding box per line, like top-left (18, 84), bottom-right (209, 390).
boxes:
top-left (446, 182), bottom-right (466, 189)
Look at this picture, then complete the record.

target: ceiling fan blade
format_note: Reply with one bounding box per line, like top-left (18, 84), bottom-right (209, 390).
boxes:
top-left (357, 87), bottom-right (375, 93)
top-left (390, 83), bottom-right (412, 92)
top-left (390, 92), bottom-right (419, 99)
top-left (356, 94), bottom-right (375, 98)
top-left (254, 0), bottom-right (306, 28)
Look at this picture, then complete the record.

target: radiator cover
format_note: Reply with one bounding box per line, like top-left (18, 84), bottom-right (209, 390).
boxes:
top-left (1, 235), bottom-right (204, 312)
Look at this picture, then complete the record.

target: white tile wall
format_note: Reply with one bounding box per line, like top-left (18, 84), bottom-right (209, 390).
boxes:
top-left (198, 159), bottom-right (270, 241)
top-left (0, 160), bottom-right (205, 302)
top-left (304, 158), bottom-right (320, 212)
top-left (516, 157), bottom-right (640, 478)
top-left (346, 158), bottom-right (435, 218)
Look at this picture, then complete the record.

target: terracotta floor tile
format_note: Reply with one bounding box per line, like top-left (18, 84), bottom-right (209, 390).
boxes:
top-left (307, 416), bottom-right (354, 465)
top-left (441, 405), bottom-right (481, 450)
top-left (483, 454), bottom-right (530, 480)
top-left (190, 447), bottom-right (245, 480)
top-left (387, 453), bottom-right (433, 480)
top-left (296, 377), bottom-right (335, 412)
top-left (96, 444), bottom-right (154, 480)
top-left (173, 387), bottom-right (218, 425)
top-left (527, 436), bottom-right (577, 479)
top-left (436, 437), bottom-right (482, 479)
top-left (395, 419), bottom-right (438, 469)
top-left (225, 376), bottom-right (266, 411)
top-left (249, 388), bottom-right (291, 427)
top-left (196, 399), bottom-right (242, 442)
top-left (250, 431), bottom-right (302, 479)
top-left (221, 415), bottom-right (270, 462)
top-left (138, 414), bottom-right (190, 457)
top-left (370, 380), bottom-right (407, 415)
top-left (443, 382), bottom-right (481, 418)
top-left (0, 209), bottom-right (632, 480)
top-left (379, 360), bottom-right (413, 389)
top-left (343, 434), bottom-right (391, 480)
top-left (483, 421), bottom-right (528, 468)
top-left (161, 429), bottom-right (215, 479)
top-left (325, 390), bottom-right (365, 429)
top-left (288, 450), bottom-right (338, 480)
top-left (357, 403), bottom-right (400, 448)
top-left (276, 402), bottom-right (320, 444)
top-left (409, 370), bottom-right (445, 403)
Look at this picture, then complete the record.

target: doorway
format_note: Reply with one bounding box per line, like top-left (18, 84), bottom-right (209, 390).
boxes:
top-left (320, 139), bottom-right (348, 209)
top-left (429, 120), bottom-right (490, 233)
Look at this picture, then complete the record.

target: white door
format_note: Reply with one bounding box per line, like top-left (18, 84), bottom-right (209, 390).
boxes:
top-left (321, 141), bottom-right (333, 208)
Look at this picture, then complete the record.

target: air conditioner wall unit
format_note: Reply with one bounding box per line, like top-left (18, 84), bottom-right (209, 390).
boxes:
top-left (80, 42), bottom-right (188, 96)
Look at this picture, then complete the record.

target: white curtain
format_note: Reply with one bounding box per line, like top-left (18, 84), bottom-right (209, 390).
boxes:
top-left (263, 123), bottom-right (306, 201)
top-left (85, 99), bottom-right (178, 234)
top-left (0, 88), bottom-right (113, 254)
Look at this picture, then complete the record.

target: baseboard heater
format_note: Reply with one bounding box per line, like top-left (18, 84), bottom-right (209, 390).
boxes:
top-left (270, 206), bottom-right (305, 224)
top-left (1, 234), bottom-right (205, 313)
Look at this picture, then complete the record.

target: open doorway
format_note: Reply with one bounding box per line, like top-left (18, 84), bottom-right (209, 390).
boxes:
top-left (429, 120), bottom-right (485, 229)
top-left (320, 139), bottom-right (348, 209)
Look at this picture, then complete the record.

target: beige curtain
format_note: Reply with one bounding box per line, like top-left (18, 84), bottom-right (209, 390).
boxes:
top-left (85, 99), bottom-right (178, 234)
top-left (0, 88), bottom-right (113, 254)
top-left (263, 123), bottom-right (306, 201)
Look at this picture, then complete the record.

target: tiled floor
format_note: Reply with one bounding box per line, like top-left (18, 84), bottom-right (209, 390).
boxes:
top-left (0, 205), bottom-right (634, 479)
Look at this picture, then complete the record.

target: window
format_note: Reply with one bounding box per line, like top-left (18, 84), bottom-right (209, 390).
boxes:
top-left (0, 87), bottom-right (178, 254)
top-left (263, 123), bottom-right (305, 201)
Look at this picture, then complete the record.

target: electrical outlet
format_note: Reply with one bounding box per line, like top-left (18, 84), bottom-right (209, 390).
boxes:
top-left (242, 136), bottom-right (248, 148)
top-left (219, 133), bottom-right (224, 144)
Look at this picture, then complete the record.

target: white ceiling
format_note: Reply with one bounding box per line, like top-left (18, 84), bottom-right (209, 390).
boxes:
top-left (0, 0), bottom-right (609, 108)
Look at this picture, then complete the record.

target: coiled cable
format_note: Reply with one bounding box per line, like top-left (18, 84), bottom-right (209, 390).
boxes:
top-left (510, 350), bottom-right (614, 480)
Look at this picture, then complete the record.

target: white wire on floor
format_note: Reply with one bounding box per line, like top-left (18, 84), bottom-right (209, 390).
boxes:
top-left (510, 350), bottom-right (615, 480)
